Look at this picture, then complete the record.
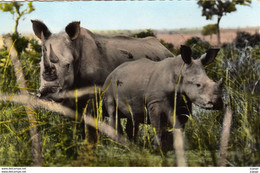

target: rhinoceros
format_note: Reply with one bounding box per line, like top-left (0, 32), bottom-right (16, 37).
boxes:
top-left (102, 45), bottom-right (223, 150)
top-left (31, 20), bottom-right (173, 105)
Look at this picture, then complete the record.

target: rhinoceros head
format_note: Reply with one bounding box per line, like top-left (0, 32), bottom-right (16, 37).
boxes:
top-left (179, 45), bottom-right (223, 110)
top-left (31, 20), bottom-right (80, 102)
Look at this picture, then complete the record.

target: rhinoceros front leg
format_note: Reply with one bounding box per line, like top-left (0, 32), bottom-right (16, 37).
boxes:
top-left (125, 118), bottom-right (139, 141)
top-left (104, 95), bottom-right (123, 140)
top-left (148, 102), bottom-right (173, 152)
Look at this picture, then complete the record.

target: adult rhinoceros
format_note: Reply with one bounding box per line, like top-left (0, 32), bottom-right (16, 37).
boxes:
top-left (31, 20), bottom-right (173, 104)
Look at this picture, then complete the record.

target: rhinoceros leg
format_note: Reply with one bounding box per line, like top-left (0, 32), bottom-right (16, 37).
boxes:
top-left (85, 102), bottom-right (98, 143)
top-left (148, 102), bottom-right (173, 152)
top-left (125, 118), bottom-right (139, 141)
top-left (104, 94), bottom-right (124, 141)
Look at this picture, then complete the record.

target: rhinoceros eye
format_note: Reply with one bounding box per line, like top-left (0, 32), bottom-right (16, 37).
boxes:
top-left (196, 84), bottom-right (201, 88)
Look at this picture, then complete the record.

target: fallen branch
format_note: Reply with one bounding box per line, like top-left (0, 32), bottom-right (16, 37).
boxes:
top-left (219, 105), bottom-right (233, 166)
top-left (173, 128), bottom-right (187, 167)
top-left (0, 94), bottom-right (75, 119)
top-left (0, 93), bottom-right (127, 145)
top-left (62, 86), bottom-right (103, 100)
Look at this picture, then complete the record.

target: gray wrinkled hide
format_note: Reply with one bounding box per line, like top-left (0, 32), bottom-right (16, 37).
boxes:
top-left (103, 45), bottom-right (223, 151)
top-left (31, 20), bottom-right (173, 103)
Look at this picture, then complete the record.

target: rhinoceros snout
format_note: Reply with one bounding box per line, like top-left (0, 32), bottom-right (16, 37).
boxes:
top-left (38, 85), bottom-right (64, 102)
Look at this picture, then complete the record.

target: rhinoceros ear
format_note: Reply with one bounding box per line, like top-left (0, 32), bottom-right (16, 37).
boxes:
top-left (200, 48), bottom-right (220, 66)
top-left (180, 45), bottom-right (192, 64)
top-left (31, 20), bottom-right (52, 40)
top-left (65, 21), bottom-right (81, 40)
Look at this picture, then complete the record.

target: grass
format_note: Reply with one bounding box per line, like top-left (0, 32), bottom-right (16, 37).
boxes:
top-left (0, 33), bottom-right (259, 166)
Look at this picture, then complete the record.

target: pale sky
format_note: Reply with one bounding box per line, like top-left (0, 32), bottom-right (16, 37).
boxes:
top-left (0, 0), bottom-right (259, 34)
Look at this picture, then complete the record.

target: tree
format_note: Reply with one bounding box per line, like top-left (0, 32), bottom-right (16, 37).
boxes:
top-left (202, 24), bottom-right (218, 41)
top-left (0, 2), bottom-right (35, 34)
top-left (198, 0), bottom-right (251, 45)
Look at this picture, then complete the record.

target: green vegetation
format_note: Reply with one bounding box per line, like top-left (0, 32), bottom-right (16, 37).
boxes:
top-left (0, 2), bottom-right (34, 36)
top-left (202, 24), bottom-right (218, 40)
top-left (0, 29), bottom-right (259, 166)
top-left (0, 2), bottom-right (35, 34)
top-left (198, 0), bottom-right (251, 44)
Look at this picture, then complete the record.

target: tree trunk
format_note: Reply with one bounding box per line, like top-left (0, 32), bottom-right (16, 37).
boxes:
top-left (13, 3), bottom-right (21, 34)
top-left (217, 15), bottom-right (222, 46)
top-left (14, 18), bottom-right (19, 34)
top-left (3, 35), bottom-right (43, 166)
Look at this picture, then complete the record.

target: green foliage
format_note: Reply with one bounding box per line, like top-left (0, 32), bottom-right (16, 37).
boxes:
top-left (29, 38), bottom-right (42, 53)
top-left (11, 33), bottom-right (29, 55)
top-left (197, 0), bottom-right (251, 44)
top-left (0, 37), bottom-right (41, 94)
top-left (185, 37), bottom-right (211, 59)
top-left (197, 0), bottom-right (251, 20)
top-left (131, 29), bottom-right (156, 38)
top-left (0, 2), bottom-right (35, 33)
top-left (202, 24), bottom-right (218, 36)
top-left (159, 39), bottom-right (178, 55)
top-left (0, 31), bottom-right (259, 166)
top-left (131, 30), bottom-right (178, 55)
top-left (0, 103), bottom-right (33, 166)
top-left (0, 48), bottom-right (18, 94)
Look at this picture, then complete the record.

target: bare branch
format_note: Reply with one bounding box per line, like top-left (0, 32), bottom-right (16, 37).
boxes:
top-left (0, 93), bottom-right (128, 145)
top-left (219, 105), bottom-right (233, 166)
top-left (0, 94), bottom-right (75, 119)
top-left (173, 129), bottom-right (187, 167)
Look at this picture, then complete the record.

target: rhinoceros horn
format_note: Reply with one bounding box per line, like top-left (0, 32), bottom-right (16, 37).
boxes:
top-left (41, 32), bottom-right (52, 69)
top-left (49, 44), bottom-right (59, 63)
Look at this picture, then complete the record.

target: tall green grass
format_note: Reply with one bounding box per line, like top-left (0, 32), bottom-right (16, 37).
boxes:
top-left (0, 34), bottom-right (259, 166)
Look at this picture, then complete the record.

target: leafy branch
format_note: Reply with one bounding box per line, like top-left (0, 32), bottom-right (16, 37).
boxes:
top-left (0, 2), bottom-right (35, 34)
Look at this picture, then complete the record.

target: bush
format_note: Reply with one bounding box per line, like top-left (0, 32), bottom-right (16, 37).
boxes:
top-left (29, 38), bottom-right (41, 53)
top-left (234, 32), bottom-right (260, 49)
top-left (185, 37), bottom-right (211, 59)
top-left (160, 39), bottom-right (178, 55)
top-left (11, 33), bottom-right (29, 55)
top-left (131, 29), bottom-right (156, 38)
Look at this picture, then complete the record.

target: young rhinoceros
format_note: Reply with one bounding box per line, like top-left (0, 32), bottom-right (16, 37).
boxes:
top-left (102, 45), bottom-right (223, 150)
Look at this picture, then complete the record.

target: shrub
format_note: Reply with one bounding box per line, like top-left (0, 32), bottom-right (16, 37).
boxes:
top-left (131, 29), bottom-right (156, 38)
top-left (234, 32), bottom-right (260, 49)
top-left (11, 33), bottom-right (29, 55)
top-left (185, 37), bottom-right (211, 59)
top-left (29, 38), bottom-right (41, 53)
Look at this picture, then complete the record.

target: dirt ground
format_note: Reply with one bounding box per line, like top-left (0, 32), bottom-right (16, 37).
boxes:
top-left (157, 27), bottom-right (260, 48)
